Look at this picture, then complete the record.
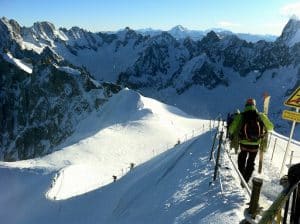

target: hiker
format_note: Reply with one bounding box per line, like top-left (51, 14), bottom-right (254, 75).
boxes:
top-left (226, 113), bottom-right (233, 139)
top-left (129, 163), bottom-right (135, 171)
top-left (288, 163), bottom-right (300, 223)
top-left (229, 98), bottom-right (273, 183)
top-left (227, 110), bottom-right (240, 153)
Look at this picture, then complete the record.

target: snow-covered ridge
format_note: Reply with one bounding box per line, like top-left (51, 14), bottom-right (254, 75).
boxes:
top-left (2, 52), bottom-right (33, 73)
top-left (53, 64), bottom-right (81, 75)
top-left (1, 89), bottom-right (208, 200)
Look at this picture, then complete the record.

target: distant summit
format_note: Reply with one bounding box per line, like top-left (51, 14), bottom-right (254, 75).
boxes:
top-left (170, 25), bottom-right (188, 32)
top-left (168, 25), bottom-right (204, 40)
top-left (277, 17), bottom-right (300, 46)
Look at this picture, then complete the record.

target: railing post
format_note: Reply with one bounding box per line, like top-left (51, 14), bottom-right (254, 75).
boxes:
top-left (217, 118), bottom-right (221, 132)
top-left (213, 131), bottom-right (224, 181)
top-left (283, 196), bottom-right (290, 224)
top-left (209, 131), bottom-right (218, 161)
top-left (276, 210), bottom-right (282, 224)
top-left (289, 151), bottom-right (294, 167)
top-left (258, 149), bottom-right (264, 174)
top-left (267, 131), bottom-right (272, 148)
top-left (248, 177), bottom-right (263, 219)
top-left (270, 138), bottom-right (277, 163)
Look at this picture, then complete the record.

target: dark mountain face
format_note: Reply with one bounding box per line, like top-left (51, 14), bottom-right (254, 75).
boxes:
top-left (117, 29), bottom-right (299, 92)
top-left (0, 47), bottom-right (120, 161)
top-left (1, 17), bottom-right (299, 92)
top-left (277, 18), bottom-right (300, 47)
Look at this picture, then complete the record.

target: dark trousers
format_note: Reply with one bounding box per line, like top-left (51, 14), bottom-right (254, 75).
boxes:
top-left (295, 187), bottom-right (300, 224)
top-left (238, 148), bottom-right (258, 183)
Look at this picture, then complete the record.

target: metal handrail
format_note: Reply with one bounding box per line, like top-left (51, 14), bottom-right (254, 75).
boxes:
top-left (270, 131), bottom-right (300, 147)
top-left (258, 180), bottom-right (300, 224)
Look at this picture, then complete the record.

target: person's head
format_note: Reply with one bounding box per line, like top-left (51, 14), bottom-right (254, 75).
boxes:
top-left (244, 98), bottom-right (257, 111)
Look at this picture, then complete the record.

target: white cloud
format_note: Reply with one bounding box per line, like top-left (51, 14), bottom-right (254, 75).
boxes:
top-left (280, 2), bottom-right (300, 18)
top-left (217, 21), bottom-right (240, 28)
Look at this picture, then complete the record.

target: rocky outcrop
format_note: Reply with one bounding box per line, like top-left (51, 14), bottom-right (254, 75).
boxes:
top-left (0, 50), bottom-right (120, 161)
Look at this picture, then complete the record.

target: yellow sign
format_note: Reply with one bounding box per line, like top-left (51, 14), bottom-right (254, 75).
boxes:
top-left (282, 110), bottom-right (300, 122)
top-left (284, 86), bottom-right (300, 108)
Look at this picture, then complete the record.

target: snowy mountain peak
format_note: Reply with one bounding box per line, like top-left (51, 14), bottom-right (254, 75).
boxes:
top-left (0, 17), bottom-right (22, 40)
top-left (149, 31), bottom-right (177, 45)
top-left (116, 26), bottom-right (140, 41)
top-left (277, 17), bottom-right (300, 46)
top-left (170, 25), bottom-right (188, 32)
top-left (168, 25), bottom-right (203, 40)
top-left (201, 30), bottom-right (220, 44)
top-left (136, 27), bottom-right (162, 37)
top-left (290, 14), bottom-right (299, 20)
top-left (33, 21), bottom-right (56, 32)
top-left (32, 21), bottom-right (57, 40)
top-left (0, 17), bottom-right (18, 28)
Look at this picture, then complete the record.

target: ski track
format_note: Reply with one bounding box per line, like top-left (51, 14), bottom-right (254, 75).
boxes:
top-left (156, 137), bottom-right (202, 184)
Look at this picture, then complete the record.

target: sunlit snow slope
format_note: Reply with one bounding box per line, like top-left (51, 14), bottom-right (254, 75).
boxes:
top-left (0, 89), bottom-right (209, 200)
top-left (1, 89), bottom-right (299, 224)
top-left (0, 89), bottom-right (247, 224)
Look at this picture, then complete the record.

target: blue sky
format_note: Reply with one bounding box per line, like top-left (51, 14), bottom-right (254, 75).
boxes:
top-left (1, 0), bottom-right (300, 35)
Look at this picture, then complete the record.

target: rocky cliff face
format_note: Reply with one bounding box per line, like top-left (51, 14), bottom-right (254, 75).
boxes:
top-left (277, 18), bottom-right (300, 47)
top-left (0, 47), bottom-right (120, 161)
top-left (117, 29), bottom-right (299, 94)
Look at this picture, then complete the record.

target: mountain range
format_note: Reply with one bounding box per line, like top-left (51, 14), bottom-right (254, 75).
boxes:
top-left (137, 25), bottom-right (277, 42)
top-left (0, 16), bottom-right (300, 160)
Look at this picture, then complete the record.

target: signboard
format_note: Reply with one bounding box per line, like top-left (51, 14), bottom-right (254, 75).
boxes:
top-left (280, 86), bottom-right (300, 175)
top-left (282, 110), bottom-right (300, 122)
top-left (284, 87), bottom-right (300, 108)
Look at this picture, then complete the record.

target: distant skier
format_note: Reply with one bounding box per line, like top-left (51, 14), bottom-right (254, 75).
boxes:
top-left (228, 98), bottom-right (273, 184)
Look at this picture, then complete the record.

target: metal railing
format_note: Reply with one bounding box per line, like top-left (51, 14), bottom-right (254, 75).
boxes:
top-left (258, 179), bottom-right (300, 224)
top-left (216, 118), bottom-right (300, 224)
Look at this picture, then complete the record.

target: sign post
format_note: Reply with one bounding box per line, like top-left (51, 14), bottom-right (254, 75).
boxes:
top-left (280, 87), bottom-right (300, 176)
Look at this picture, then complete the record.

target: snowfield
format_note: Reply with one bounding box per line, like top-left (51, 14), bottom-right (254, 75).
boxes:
top-left (2, 52), bottom-right (33, 74)
top-left (0, 89), bottom-right (299, 224)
